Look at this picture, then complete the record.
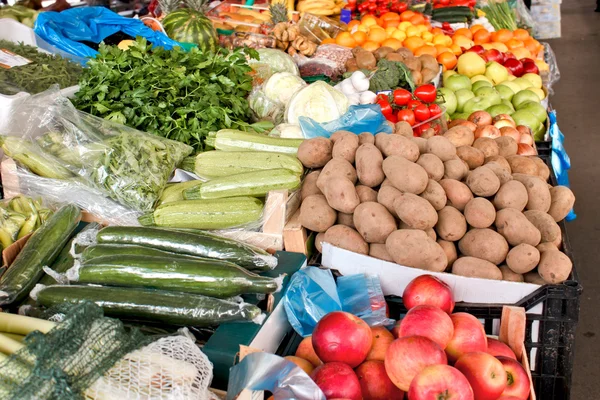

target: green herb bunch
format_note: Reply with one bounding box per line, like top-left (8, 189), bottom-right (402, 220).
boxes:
top-left (73, 38), bottom-right (258, 150)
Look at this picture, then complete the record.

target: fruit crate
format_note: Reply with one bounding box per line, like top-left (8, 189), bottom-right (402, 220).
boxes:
top-left (536, 140), bottom-right (552, 157)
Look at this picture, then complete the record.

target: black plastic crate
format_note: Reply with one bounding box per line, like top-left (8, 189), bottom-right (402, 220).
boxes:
top-left (536, 140), bottom-right (552, 157)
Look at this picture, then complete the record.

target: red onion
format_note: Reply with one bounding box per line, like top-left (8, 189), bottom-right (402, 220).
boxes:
top-left (474, 125), bottom-right (501, 139)
top-left (468, 111), bottom-right (493, 127)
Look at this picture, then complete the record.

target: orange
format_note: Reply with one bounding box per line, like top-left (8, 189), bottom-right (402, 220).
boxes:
top-left (385, 26), bottom-right (397, 37)
top-left (491, 29), bottom-right (513, 43)
top-left (406, 25), bottom-right (420, 37)
top-left (450, 43), bottom-right (463, 56)
top-left (524, 37), bottom-right (542, 55)
top-left (431, 27), bottom-right (444, 35)
top-left (473, 29), bottom-right (491, 44)
top-left (381, 38), bottom-right (403, 50)
top-left (511, 47), bottom-right (532, 60)
top-left (414, 45), bottom-right (437, 57)
top-left (513, 28), bottom-right (530, 41)
top-left (335, 32), bottom-right (357, 48)
top-left (409, 14), bottom-right (425, 25)
top-left (352, 31), bottom-right (368, 46)
top-left (470, 24), bottom-right (485, 34)
top-left (454, 28), bottom-right (473, 40)
top-left (400, 10), bottom-right (416, 21)
top-left (321, 38), bottom-right (336, 44)
top-left (384, 19), bottom-right (400, 29)
top-left (490, 41), bottom-right (508, 52)
top-left (347, 20), bottom-right (361, 31)
top-left (505, 38), bottom-right (524, 50)
top-left (437, 51), bottom-right (457, 70)
top-left (362, 15), bottom-right (378, 27)
top-left (481, 43), bottom-right (494, 50)
top-left (357, 24), bottom-right (369, 33)
top-left (452, 35), bottom-right (474, 49)
top-left (362, 41), bottom-right (380, 51)
top-left (403, 36), bottom-right (425, 53)
top-left (434, 44), bottom-right (451, 55)
top-left (368, 28), bottom-right (387, 43)
top-left (391, 29), bottom-right (407, 42)
top-left (421, 31), bottom-right (433, 42)
top-left (381, 12), bottom-right (400, 22)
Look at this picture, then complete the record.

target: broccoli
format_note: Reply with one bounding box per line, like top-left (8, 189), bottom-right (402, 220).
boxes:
top-left (369, 59), bottom-right (416, 93)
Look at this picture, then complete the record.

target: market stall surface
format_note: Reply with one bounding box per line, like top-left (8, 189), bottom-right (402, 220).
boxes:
top-left (547, 1), bottom-right (600, 398)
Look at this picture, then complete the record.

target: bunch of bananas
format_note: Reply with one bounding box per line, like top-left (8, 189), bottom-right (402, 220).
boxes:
top-left (296, 0), bottom-right (345, 16)
top-left (0, 196), bottom-right (53, 251)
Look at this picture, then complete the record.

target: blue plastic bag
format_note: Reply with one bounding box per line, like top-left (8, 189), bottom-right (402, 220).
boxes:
top-left (298, 104), bottom-right (393, 139)
top-left (337, 274), bottom-right (394, 328)
top-left (548, 110), bottom-right (576, 221)
top-left (34, 7), bottom-right (181, 64)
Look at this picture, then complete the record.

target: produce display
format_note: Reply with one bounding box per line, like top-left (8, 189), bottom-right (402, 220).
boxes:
top-left (0, 196), bottom-right (54, 250)
top-left (0, 5), bottom-right (38, 27)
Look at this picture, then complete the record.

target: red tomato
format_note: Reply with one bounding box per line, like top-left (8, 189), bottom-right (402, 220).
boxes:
top-left (407, 99), bottom-right (422, 110)
top-left (397, 109), bottom-right (416, 126)
top-left (414, 122), bottom-right (432, 136)
top-left (414, 84), bottom-right (437, 104)
top-left (393, 88), bottom-right (412, 106)
top-left (397, 1), bottom-right (408, 12)
top-left (428, 103), bottom-right (442, 117)
top-left (414, 104), bottom-right (431, 122)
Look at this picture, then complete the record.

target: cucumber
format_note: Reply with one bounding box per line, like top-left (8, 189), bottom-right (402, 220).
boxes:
top-left (432, 6), bottom-right (472, 15)
top-left (0, 204), bottom-right (81, 305)
top-left (78, 255), bottom-right (278, 298)
top-left (36, 285), bottom-right (262, 326)
top-left (435, 15), bottom-right (469, 22)
top-left (96, 226), bottom-right (277, 270)
top-left (81, 244), bottom-right (212, 262)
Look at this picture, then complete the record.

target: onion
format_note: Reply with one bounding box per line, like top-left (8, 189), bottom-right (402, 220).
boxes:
top-left (468, 111), bottom-right (493, 127)
top-left (450, 120), bottom-right (477, 133)
top-left (499, 126), bottom-right (521, 142)
top-left (492, 114), bottom-right (516, 127)
top-left (516, 125), bottom-right (532, 137)
top-left (474, 125), bottom-right (501, 139)
top-left (519, 131), bottom-right (534, 145)
top-left (517, 143), bottom-right (536, 156)
top-left (448, 119), bottom-right (468, 128)
top-left (494, 119), bottom-right (516, 130)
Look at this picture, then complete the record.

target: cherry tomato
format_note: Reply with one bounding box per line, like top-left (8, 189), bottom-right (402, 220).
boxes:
top-left (433, 123), bottom-right (441, 134)
top-left (414, 84), bottom-right (437, 104)
top-left (413, 122), bottom-right (432, 137)
top-left (407, 99), bottom-right (422, 110)
top-left (368, 3), bottom-right (377, 11)
top-left (396, 1), bottom-right (408, 12)
top-left (397, 109), bottom-right (416, 126)
top-left (428, 103), bottom-right (442, 117)
top-left (393, 88), bottom-right (412, 106)
top-left (414, 104), bottom-right (431, 122)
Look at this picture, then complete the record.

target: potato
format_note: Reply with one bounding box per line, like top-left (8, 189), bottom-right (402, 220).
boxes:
top-left (437, 239), bottom-right (457, 267)
top-left (412, 137), bottom-right (428, 154)
top-left (300, 195), bottom-right (337, 233)
top-left (512, 174), bottom-right (551, 212)
top-left (466, 166), bottom-right (500, 197)
top-left (322, 177), bottom-right (360, 214)
top-left (548, 186), bottom-right (576, 222)
top-left (499, 265), bottom-right (524, 282)
top-left (301, 170), bottom-right (322, 200)
top-left (464, 197), bottom-right (496, 228)
top-left (495, 208), bottom-right (542, 246)
top-left (528, 156), bottom-right (550, 181)
top-left (332, 133), bottom-right (359, 164)
top-left (506, 155), bottom-right (538, 176)
top-left (420, 179), bottom-right (447, 211)
top-left (485, 162), bottom-right (512, 185)
top-left (336, 212), bottom-right (355, 229)
top-left (473, 137), bottom-right (499, 158)
top-left (369, 243), bottom-right (394, 262)
top-left (416, 154), bottom-right (444, 181)
top-left (523, 271), bottom-right (545, 284)
top-left (425, 228), bottom-right (437, 241)
top-left (395, 121), bottom-right (413, 138)
top-left (538, 250), bottom-right (572, 284)
top-left (382, 155), bottom-right (429, 194)
top-left (315, 232), bottom-right (325, 253)
top-left (426, 136), bottom-right (457, 162)
top-left (398, 220), bottom-right (411, 229)
top-left (354, 202), bottom-right (397, 243)
top-left (435, 206), bottom-right (467, 241)
top-left (330, 130), bottom-right (353, 143)
top-left (380, 178), bottom-right (393, 188)
top-left (375, 132), bottom-right (389, 153)
top-left (356, 185), bottom-right (378, 203)
top-left (358, 132), bottom-right (375, 145)
top-left (385, 229), bottom-right (448, 272)
top-left (456, 146), bottom-right (484, 170)
top-left (377, 185), bottom-right (401, 217)
top-left (394, 192), bottom-right (439, 230)
top-left (439, 179), bottom-right (473, 211)
top-left (443, 158), bottom-right (468, 181)
top-left (419, 54), bottom-right (438, 71)
top-left (452, 257), bottom-right (502, 280)
top-left (421, 128), bottom-right (435, 139)
top-left (297, 138), bottom-right (332, 168)
top-left (484, 155), bottom-right (511, 174)
top-left (524, 210), bottom-right (561, 243)
top-left (495, 136), bottom-right (518, 157)
top-left (355, 144), bottom-right (385, 187)
top-left (317, 158), bottom-right (357, 191)
top-left (444, 126), bottom-right (475, 147)
top-left (505, 243), bottom-right (540, 274)
top-left (381, 135), bottom-right (420, 162)
top-left (493, 180), bottom-right (528, 211)
top-left (324, 224), bottom-right (369, 255)
top-left (458, 228), bottom-right (509, 265)
top-left (421, 68), bottom-right (439, 84)
top-left (552, 228), bottom-right (562, 249)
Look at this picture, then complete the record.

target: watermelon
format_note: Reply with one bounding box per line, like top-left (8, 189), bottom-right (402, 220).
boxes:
top-left (162, 9), bottom-right (218, 53)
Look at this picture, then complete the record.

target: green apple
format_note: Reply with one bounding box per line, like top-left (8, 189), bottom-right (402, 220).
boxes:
top-left (533, 120), bottom-right (546, 141)
top-left (512, 77), bottom-right (534, 91)
top-left (474, 86), bottom-right (502, 106)
top-left (445, 74), bottom-right (472, 92)
top-left (443, 70), bottom-right (458, 86)
top-left (512, 89), bottom-right (541, 109)
top-left (527, 87), bottom-right (546, 101)
top-left (472, 80), bottom-right (493, 92)
top-left (455, 89), bottom-right (476, 113)
top-left (450, 112), bottom-right (471, 121)
top-left (500, 81), bottom-right (521, 94)
top-left (518, 101), bottom-right (547, 123)
top-left (487, 104), bottom-right (514, 117)
top-left (501, 99), bottom-right (515, 112)
top-left (522, 73), bottom-right (543, 89)
top-left (495, 84), bottom-right (515, 101)
top-left (471, 74), bottom-right (492, 84)
top-left (484, 61), bottom-right (509, 85)
top-left (437, 87), bottom-right (458, 115)
top-left (512, 109), bottom-right (542, 131)
top-left (457, 52), bottom-right (487, 78)
top-left (463, 96), bottom-right (494, 114)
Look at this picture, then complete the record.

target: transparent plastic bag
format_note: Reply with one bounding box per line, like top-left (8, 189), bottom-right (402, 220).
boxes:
top-left (337, 274), bottom-right (395, 327)
top-left (294, 45), bottom-right (352, 80)
top-left (248, 89), bottom-right (287, 124)
top-left (299, 104), bottom-right (393, 138)
top-left (512, 0), bottom-right (536, 32)
top-left (248, 48), bottom-right (300, 85)
top-left (542, 42), bottom-right (560, 95)
top-left (2, 88), bottom-right (193, 212)
top-left (249, 72), bottom-right (307, 124)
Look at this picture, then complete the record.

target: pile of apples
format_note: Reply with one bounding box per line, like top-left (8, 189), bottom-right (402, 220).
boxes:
top-left (287, 275), bottom-right (532, 400)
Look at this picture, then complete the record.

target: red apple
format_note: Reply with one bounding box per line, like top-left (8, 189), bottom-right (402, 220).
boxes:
top-left (483, 49), bottom-right (504, 64)
top-left (403, 274), bottom-right (455, 314)
top-left (312, 311), bottom-right (372, 368)
top-left (366, 326), bottom-right (395, 361)
top-left (486, 338), bottom-right (517, 360)
top-left (384, 336), bottom-right (448, 391)
top-left (396, 305), bottom-right (454, 349)
top-left (468, 45), bottom-right (485, 55)
top-left (446, 313), bottom-right (488, 363)
top-left (498, 396), bottom-right (524, 400)
top-left (497, 356), bottom-right (531, 399)
top-left (503, 58), bottom-right (524, 77)
top-left (455, 352), bottom-right (508, 400)
top-left (408, 364), bottom-right (475, 400)
top-left (522, 61), bottom-right (539, 75)
top-left (311, 362), bottom-right (362, 400)
top-left (356, 360), bottom-right (405, 400)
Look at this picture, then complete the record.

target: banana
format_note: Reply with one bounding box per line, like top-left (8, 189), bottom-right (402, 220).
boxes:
top-left (304, 8), bottom-right (336, 15)
top-left (8, 198), bottom-right (23, 213)
top-left (297, 0), bottom-right (335, 10)
top-left (0, 228), bottom-right (13, 250)
top-left (17, 213), bottom-right (37, 240)
top-left (2, 217), bottom-right (23, 241)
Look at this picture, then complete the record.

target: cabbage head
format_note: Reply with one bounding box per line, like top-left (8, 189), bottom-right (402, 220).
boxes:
top-left (285, 81), bottom-right (350, 124)
top-left (263, 72), bottom-right (306, 105)
top-left (249, 49), bottom-right (299, 81)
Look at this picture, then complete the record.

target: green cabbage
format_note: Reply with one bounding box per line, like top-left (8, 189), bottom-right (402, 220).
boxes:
top-left (263, 72), bottom-right (306, 105)
top-left (249, 49), bottom-right (299, 81)
top-left (285, 81), bottom-right (350, 125)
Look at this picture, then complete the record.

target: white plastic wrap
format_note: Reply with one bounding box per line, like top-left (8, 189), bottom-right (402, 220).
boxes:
top-left (542, 42), bottom-right (560, 95)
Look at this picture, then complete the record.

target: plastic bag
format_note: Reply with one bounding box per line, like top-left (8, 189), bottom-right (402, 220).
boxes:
top-left (337, 274), bottom-right (394, 327)
top-left (511, 0), bottom-right (536, 32)
top-left (542, 42), bottom-right (560, 95)
top-left (33, 7), bottom-right (181, 64)
top-left (248, 72), bottom-right (306, 124)
top-left (294, 45), bottom-right (352, 80)
top-left (2, 88), bottom-right (193, 212)
top-left (547, 110), bottom-right (575, 221)
top-left (248, 48), bottom-right (300, 85)
top-left (299, 104), bottom-right (393, 138)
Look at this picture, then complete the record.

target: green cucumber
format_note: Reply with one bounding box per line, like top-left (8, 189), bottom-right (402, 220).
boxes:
top-left (434, 15), bottom-right (469, 22)
top-left (432, 6), bottom-right (472, 15)
top-left (77, 255), bottom-right (278, 298)
top-left (81, 244), bottom-right (212, 262)
top-left (96, 226), bottom-right (277, 270)
top-left (0, 204), bottom-right (81, 305)
top-left (36, 285), bottom-right (262, 326)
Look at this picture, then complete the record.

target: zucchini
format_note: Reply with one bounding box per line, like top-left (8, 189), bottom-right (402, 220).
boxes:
top-left (158, 181), bottom-right (203, 205)
top-left (78, 255), bottom-right (278, 298)
top-left (0, 204), bottom-right (81, 305)
top-left (183, 169), bottom-right (300, 200)
top-left (96, 226), bottom-right (277, 270)
top-left (139, 197), bottom-right (263, 229)
top-left (181, 151), bottom-right (304, 180)
top-left (206, 129), bottom-right (303, 154)
top-left (36, 285), bottom-right (262, 326)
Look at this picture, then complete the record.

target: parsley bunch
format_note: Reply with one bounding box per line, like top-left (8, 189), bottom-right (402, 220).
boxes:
top-left (73, 38), bottom-right (257, 150)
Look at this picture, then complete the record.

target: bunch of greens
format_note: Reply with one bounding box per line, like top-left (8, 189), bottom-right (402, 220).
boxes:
top-left (368, 59), bottom-right (415, 93)
top-left (73, 38), bottom-right (257, 150)
top-left (0, 40), bottom-right (82, 96)
top-left (481, 1), bottom-right (518, 31)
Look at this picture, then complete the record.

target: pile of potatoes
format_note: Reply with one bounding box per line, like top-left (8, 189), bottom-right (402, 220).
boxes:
top-left (296, 122), bottom-right (576, 285)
